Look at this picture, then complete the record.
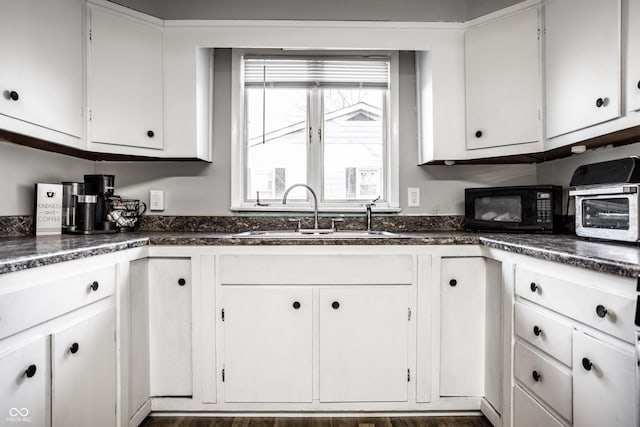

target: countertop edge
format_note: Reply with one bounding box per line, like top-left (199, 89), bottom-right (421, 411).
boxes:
top-left (1, 233), bottom-right (639, 278)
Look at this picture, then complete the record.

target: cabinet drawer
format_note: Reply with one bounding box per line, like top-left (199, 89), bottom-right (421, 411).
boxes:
top-left (514, 385), bottom-right (566, 427)
top-left (515, 266), bottom-right (636, 343)
top-left (515, 302), bottom-right (573, 366)
top-left (0, 265), bottom-right (115, 340)
top-left (514, 342), bottom-right (572, 423)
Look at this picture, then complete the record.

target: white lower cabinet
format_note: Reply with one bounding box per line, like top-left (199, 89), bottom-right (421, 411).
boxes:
top-left (0, 337), bottom-right (49, 427)
top-left (52, 305), bottom-right (116, 427)
top-left (513, 385), bottom-right (564, 427)
top-left (148, 258), bottom-right (192, 397)
top-left (572, 331), bottom-right (637, 427)
top-left (221, 284), bottom-right (410, 404)
top-left (319, 287), bottom-right (409, 403)
top-left (510, 261), bottom-right (639, 427)
top-left (223, 287), bottom-right (313, 403)
top-left (440, 257), bottom-right (486, 397)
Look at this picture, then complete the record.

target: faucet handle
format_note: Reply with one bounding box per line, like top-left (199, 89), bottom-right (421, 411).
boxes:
top-left (365, 196), bottom-right (381, 207)
top-left (288, 218), bottom-right (302, 231)
top-left (331, 218), bottom-right (345, 231)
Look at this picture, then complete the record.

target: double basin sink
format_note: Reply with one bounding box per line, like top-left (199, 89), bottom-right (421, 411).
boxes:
top-left (232, 230), bottom-right (403, 239)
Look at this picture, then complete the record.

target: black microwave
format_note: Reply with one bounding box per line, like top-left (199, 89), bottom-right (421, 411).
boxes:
top-left (464, 185), bottom-right (563, 233)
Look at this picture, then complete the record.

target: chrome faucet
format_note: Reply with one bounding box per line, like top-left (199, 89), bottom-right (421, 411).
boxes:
top-left (282, 184), bottom-right (319, 230)
top-left (365, 196), bottom-right (381, 231)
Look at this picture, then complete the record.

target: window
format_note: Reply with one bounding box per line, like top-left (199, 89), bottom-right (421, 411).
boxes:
top-left (231, 50), bottom-right (399, 211)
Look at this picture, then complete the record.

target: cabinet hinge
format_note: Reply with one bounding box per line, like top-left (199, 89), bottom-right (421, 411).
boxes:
top-left (537, 109), bottom-right (541, 121)
top-left (537, 28), bottom-right (540, 40)
top-left (89, 109), bottom-right (92, 122)
top-left (407, 369), bottom-right (411, 382)
top-left (408, 308), bottom-right (411, 321)
top-left (89, 29), bottom-right (92, 41)
top-left (221, 308), bottom-right (225, 321)
top-left (222, 368), bottom-right (225, 382)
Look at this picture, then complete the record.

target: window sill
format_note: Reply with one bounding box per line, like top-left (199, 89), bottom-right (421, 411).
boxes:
top-left (230, 205), bottom-right (402, 214)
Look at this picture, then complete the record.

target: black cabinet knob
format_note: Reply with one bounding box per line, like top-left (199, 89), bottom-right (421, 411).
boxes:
top-left (533, 325), bottom-right (542, 336)
top-left (331, 301), bottom-right (340, 310)
top-left (596, 304), bottom-right (608, 318)
top-left (178, 278), bottom-right (186, 286)
top-left (9, 90), bottom-right (19, 101)
top-left (90, 281), bottom-right (99, 291)
top-left (449, 279), bottom-right (457, 287)
top-left (637, 80), bottom-right (640, 90)
top-left (69, 342), bottom-right (79, 354)
top-left (475, 130), bottom-right (483, 138)
top-left (596, 97), bottom-right (606, 108)
top-left (24, 364), bottom-right (37, 378)
top-left (293, 301), bottom-right (301, 309)
top-left (147, 130), bottom-right (154, 138)
top-left (582, 357), bottom-right (593, 371)
top-left (532, 370), bottom-right (541, 382)
top-left (530, 282), bottom-right (538, 292)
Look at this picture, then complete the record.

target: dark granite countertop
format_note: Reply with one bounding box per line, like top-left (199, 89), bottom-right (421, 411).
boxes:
top-left (0, 232), bottom-right (639, 279)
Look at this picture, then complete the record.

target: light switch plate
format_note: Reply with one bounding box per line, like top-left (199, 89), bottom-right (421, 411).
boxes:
top-left (408, 187), bottom-right (420, 207)
top-left (150, 190), bottom-right (165, 211)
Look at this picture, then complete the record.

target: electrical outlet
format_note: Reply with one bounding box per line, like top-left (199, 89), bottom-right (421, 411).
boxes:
top-left (149, 190), bottom-right (165, 211)
top-left (408, 187), bottom-right (420, 207)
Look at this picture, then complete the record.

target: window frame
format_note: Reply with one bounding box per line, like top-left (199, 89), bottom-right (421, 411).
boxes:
top-left (230, 49), bottom-right (400, 213)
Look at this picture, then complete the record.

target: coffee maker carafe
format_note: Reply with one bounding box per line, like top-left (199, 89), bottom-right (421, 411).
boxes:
top-left (84, 174), bottom-right (117, 233)
top-left (61, 181), bottom-right (85, 233)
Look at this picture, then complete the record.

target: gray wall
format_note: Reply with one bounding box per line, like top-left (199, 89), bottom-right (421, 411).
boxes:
top-left (0, 141), bottom-right (94, 215)
top-left (94, 50), bottom-right (536, 216)
top-left (110, 0), bottom-right (523, 21)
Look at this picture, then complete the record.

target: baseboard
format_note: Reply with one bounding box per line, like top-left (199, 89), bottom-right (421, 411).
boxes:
top-left (480, 398), bottom-right (501, 427)
top-left (129, 400), bottom-right (152, 427)
top-left (144, 410), bottom-right (486, 417)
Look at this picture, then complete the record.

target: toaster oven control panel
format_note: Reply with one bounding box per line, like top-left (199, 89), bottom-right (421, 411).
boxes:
top-left (536, 192), bottom-right (553, 223)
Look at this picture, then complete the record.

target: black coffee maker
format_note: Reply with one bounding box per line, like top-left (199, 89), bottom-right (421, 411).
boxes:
top-left (84, 174), bottom-right (117, 233)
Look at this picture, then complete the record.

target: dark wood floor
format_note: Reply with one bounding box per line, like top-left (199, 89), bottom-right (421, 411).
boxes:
top-left (140, 416), bottom-right (493, 427)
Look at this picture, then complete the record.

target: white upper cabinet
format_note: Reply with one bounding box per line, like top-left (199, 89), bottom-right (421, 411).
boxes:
top-left (465, 7), bottom-right (541, 151)
top-left (0, 0), bottom-right (83, 146)
top-left (88, 4), bottom-right (164, 152)
top-left (626, 0), bottom-right (640, 113)
top-left (544, 0), bottom-right (621, 139)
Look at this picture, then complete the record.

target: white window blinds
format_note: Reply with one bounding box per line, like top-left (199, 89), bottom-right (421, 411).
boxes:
top-left (243, 56), bottom-right (390, 88)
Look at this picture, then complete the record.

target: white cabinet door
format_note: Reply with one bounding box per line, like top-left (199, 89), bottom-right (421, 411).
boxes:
top-left (223, 287), bottom-right (313, 403)
top-left (319, 287), bottom-right (409, 402)
top-left (0, 0), bottom-right (82, 140)
top-left (52, 306), bottom-right (116, 427)
top-left (440, 257), bottom-right (486, 397)
top-left (148, 258), bottom-right (192, 397)
top-left (626, 0), bottom-right (640, 112)
top-left (573, 331), bottom-right (637, 427)
top-left (88, 6), bottom-right (163, 151)
top-left (0, 337), bottom-right (49, 427)
top-left (545, 0), bottom-right (621, 138)
top-left (465, 7), bottom-right (540, 150)
top-left (128, 258), bottom-right (150, 418)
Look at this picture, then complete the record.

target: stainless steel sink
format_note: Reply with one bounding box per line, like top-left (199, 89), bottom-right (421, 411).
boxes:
top-left (231, 230), bottom-right (402, 238)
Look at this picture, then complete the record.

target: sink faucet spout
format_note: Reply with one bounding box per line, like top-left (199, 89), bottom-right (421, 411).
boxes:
top-left (282, 184), bottom-right (319, 230)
